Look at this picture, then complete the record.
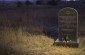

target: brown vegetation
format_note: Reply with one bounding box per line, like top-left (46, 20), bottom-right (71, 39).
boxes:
top-left (0, 27), bottom-right (85, 55)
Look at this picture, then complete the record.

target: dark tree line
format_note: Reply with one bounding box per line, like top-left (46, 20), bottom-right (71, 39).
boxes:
top-left (17, 0), bottom-right (60, 7)
top-left (17, 0), bottom-right (32, 7)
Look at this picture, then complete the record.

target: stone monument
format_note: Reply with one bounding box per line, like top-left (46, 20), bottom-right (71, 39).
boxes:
top-left (54, 7), bottom-right (79, 47)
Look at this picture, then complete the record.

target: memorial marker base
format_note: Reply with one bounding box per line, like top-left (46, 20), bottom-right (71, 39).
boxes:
top-left (53, 38), bottom-right (79, 48)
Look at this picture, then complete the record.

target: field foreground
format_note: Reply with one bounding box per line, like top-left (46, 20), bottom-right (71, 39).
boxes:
top-left (0, 27), bottom-right (85, 55)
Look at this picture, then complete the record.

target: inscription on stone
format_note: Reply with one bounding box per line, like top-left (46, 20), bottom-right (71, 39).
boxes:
top-left (58, 7), bottom-right (78, 41)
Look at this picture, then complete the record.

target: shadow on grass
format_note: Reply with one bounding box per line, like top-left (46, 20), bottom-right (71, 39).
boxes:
top-left (43, 28), bottom-right (58, 41)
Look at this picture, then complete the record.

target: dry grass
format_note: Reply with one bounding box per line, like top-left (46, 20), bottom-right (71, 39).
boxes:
top-left (0, 27), bottom-right (85, 55)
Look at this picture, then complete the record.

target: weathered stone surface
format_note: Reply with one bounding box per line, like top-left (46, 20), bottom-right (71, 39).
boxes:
top-left (58, 7), bottom-right (78, 41)
top-left (54, 7), bottom-right (79, 47)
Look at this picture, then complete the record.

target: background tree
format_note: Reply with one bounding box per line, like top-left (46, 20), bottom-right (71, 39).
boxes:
top-left (25, 0), bottom-right (32, 6)
top-left (36, 0), bottom-right (43, 5)
top-left (2, 0), bottom-right (5, 7)
top-left (48, 0), bottom-right (59, 5)
top-left (17, 1), bottom-right (22, 7)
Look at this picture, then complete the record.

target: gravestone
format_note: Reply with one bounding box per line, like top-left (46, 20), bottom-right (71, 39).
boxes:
top-left (54, 7), bottom-right (79, 47)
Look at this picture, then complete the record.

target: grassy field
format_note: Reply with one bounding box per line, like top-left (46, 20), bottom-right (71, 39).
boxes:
top-left (0, 27), bottom-right (85, 55)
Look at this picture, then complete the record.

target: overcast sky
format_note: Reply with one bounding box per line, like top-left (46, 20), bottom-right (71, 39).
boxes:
top-left (0, 0), bottom-right (38, 4)
top-left (0, 0), bottom-right (83, 1)
top-left (0, 0), bottom-right (81, 1)
top-left (0, 0), bottom-right (36, 2)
